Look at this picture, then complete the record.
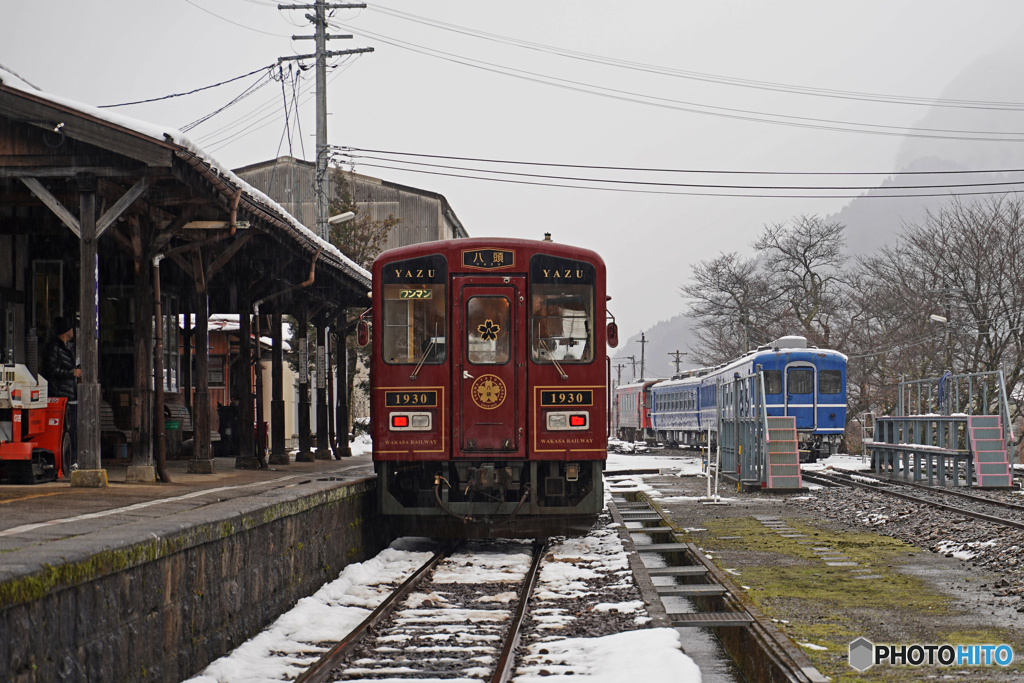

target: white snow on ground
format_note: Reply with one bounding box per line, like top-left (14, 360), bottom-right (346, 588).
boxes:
top-left (183, 444), bottom-right (702, 683)
top-left (183, 539), bottom-right (438, 683)
top-left (514, 629), bottom-right (701, 683)
top-left (799, 642), bottom-right (828, 651)
top-left (935, 538), bottom-right (998, 561)
top-left (349, 432), bottom-right (373, 457)
top-left (606, 451), bottom-right (705, 476)
top-left (432, 545), bottom-right (533, 584)
top-left (801, 453), bottom-right (871, 472)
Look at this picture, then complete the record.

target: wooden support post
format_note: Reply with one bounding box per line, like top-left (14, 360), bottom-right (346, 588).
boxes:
top-left (327, 327), bottom-right (337, 458)
top-left (189, 250), bottom-right (214, 473)
top-left (269, 309), bottom-right (288, 465)
top-left (72, 173), bottom-right (106, 487)
top-left (296, 306), bottom-right (313, 462)
top-left (152, 255), bottom-right (170, 483)
top-left (236, 280), bottom-right (258, 469)
top-left (254, 311), bottom-right (268, 469)
top-left (183, 301), bottom-right (192, 412)
top-left (335, 310), bottom-right (351, 457)
top-left (315, 320), bottom-right (331, 460)
top-left (130, 217), bottom-right (155, 478)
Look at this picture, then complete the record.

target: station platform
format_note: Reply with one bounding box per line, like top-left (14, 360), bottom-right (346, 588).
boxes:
top-left (1, 453), bottom-right (387, 683)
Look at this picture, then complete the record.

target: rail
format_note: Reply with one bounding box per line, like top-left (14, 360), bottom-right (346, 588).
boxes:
top-left (801, 471), bottom-right (1024, 533)
top-left (294, 541), bottom-right (459, 683)
top-left (296, 538), bottom-right (548, 683)
top-left (490, 538), bottom-right (549, 683)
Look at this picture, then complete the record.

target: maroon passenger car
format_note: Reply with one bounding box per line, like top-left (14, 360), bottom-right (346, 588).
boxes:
top-left (363, 238), bottom-right (611, 538)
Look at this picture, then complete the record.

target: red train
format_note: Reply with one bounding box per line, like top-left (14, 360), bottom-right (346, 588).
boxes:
top-left (363, 237), bottom-right (613, 538)
top-left (612, 379), bottom-right (663, 442)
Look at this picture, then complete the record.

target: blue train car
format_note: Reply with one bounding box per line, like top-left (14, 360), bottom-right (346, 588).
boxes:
top-left (648, 336), bottom-right (846, 461)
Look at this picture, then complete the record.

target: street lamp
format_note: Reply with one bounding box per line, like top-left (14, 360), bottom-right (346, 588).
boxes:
top-left (328, 211), bottom-right (355, 225)
top-left (928, 314), bottom-right (952, 371)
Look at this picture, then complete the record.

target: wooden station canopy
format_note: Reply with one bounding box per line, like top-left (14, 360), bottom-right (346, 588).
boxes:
top-left (0, 65), bottom-right (370, 480)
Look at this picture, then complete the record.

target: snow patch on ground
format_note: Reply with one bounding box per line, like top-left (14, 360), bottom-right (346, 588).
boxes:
top-left (514, 628), bottom-right (700, 683)
top-left (183, 542), bottom-right (438, 683)
top-left (607, 452), bottom-right (705, 476)
top-left (802, 453), bottom-right (871, 472)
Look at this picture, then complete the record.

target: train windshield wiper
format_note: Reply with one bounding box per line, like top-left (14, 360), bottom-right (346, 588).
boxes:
top-left (540, 339), bottom-right (568, 380)
top-left (409, 338), bottom-right (436, 381)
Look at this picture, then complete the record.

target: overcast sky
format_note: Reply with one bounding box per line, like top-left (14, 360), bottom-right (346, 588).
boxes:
top-left (5, 1), bottom-right (1024, 340)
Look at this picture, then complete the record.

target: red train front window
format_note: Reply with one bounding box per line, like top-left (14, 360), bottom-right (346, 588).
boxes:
top-left (466, 296), bottom-right (510, 364)
top-left (381, 255), bottom-right (447, 365)
top-left (529, 254), bottom-right (596, 364)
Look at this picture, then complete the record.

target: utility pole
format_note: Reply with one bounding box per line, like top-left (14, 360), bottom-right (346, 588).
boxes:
top-left (639, 333), bottom-right (649, 380)
top-left (278, 1), bottom-right (373, 240)
top-left (613, 362), bottom-right (627, 388)
top-left (927, 284), bottom-right (963, 373)
top-left (626, 355), bottom-right (637, 381)
top-left (668, 350), bottom-right (687, 374)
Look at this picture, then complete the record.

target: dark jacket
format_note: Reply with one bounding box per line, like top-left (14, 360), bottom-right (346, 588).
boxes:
top-left (41, 337), bottom-right (77, 400)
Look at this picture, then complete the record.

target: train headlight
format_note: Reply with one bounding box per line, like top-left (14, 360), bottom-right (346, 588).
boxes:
top-left (390, 412), bottom-right (431, 431)
top-left (546, 411), bottom-right (588, 431)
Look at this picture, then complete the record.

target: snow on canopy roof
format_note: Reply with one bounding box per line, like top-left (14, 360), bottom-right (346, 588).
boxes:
top-left (0, 63), bottom-right (370, 289)
top-left (178, 314), bottom-right (291, 351)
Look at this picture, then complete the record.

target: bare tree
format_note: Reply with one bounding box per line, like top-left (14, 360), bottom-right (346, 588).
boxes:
top-left (753, 215), bottom-right (848, 346)
top-left (679, 252), bottom-right (777, 365)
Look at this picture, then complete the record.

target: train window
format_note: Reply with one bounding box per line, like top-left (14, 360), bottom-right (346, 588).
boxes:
top-left (819, 369), bottom-right (842, 394)
top-left (381, 255), bottom-right (447, 365)
top-left (530, 255), bottom-right (596, 364)
top-left (466, 296), bottom-right (510, 364)
top-left (763, 370), bottom-right (782, 395)
top-left (787, 368), bottom-right (814, 394)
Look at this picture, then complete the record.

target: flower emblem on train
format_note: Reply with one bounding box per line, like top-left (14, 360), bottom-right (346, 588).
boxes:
top-left (477, 319), bottom-right (501, 342)
top-left (471, 374), bottom-right (507, 410)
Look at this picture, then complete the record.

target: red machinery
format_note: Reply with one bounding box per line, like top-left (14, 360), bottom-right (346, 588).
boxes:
top-left (0, 364), bottom-right (70, 484)
top-left (364, 238), bottom-right (614, 538)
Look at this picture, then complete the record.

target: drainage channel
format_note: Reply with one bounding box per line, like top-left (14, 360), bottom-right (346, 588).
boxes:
top-left (610, 495), bottom-right (828, 683)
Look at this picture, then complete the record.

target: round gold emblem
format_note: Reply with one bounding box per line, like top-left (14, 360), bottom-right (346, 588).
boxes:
top-left (471, 374), bottom-right (507, 410)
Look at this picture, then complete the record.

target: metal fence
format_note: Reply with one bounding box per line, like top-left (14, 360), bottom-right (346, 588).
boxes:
top-left (716, 370), bottom-right (771, 487)
top-left (897, 370), bottom-right (1014, 450)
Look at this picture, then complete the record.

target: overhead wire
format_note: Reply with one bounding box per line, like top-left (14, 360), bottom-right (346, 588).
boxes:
top-left (98, 64), bottom-right (276, 108)
top-left (181, 0), bottom-right (290, 37)
top-left (369, 4), bottom-right (1024, 112)
top-left (181, 70), bottom-right (277, 133)
top-left (338, 146), bottom-right (1024, 178)
top-left (333, 157), bottom-right (1024, 199)
top-left (337, 151), bottom-right (1024, 192)
top-left (328, 19), bottom-right (1024, 142)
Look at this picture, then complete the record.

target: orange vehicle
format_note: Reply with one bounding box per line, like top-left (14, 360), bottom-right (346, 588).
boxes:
top-left (363, 237), bottom-right (615, 538)
top-left (0, 364), bottom-right (71, 484)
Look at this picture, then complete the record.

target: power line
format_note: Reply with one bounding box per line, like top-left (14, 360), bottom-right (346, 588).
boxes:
top-left (181, 0), bottom-right (290, 37)
top-left (336, 157), bottom-right (1024, 200)
top-left (181, 70), bottom-right (276, 132)
top-left (368, 4), bottom-right (1024, 113)
top-left (98, 64), bottom-right (275, 108)
top-left (337, 152), bottom-right (1024, 192)
top-left (339, 145), bottom-right (1024, 177)
top-left (329, 19), bottom-right (1024, 142)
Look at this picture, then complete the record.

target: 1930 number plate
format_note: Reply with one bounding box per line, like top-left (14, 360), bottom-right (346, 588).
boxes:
top-left (540, 390), bottom-right (593, 406)
top-left (385, 390), bottom-right (438, 407)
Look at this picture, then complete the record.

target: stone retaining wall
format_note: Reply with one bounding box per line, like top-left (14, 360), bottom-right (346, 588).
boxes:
top-left (1, 477), bottom-right (389, 683)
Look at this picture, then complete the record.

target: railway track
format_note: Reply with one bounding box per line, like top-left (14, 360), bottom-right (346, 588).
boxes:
top-left (296, 539), bottom-right (547, 683)
top-left (802, 470), bottom-right (1024, 532)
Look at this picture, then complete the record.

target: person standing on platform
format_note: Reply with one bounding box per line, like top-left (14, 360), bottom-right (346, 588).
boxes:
top-left (41, 316), bottom-right (81, 470)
